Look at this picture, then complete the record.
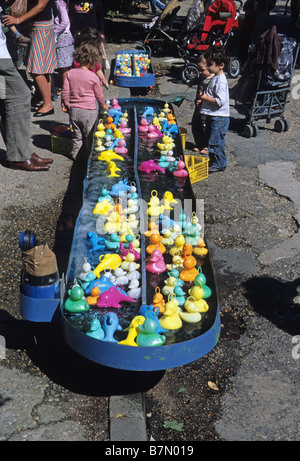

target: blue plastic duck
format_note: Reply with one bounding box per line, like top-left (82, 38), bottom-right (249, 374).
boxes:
top-left (138, 304), bottom-right (168, 334)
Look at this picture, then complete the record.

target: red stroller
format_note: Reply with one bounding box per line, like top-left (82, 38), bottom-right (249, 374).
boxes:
top-left (180, 0), bottom-right (242, 82)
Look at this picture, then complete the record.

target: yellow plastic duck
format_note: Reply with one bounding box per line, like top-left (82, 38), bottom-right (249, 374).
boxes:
top-left (166, 251), bottom-right (184, 271)
top-left (95, 138), bottom-right (106, 152)
top-left (121, 253), bottom-right (140, 271)
top-left (159, 295), bottom-right (182, 330)
top-left (162, 191), bottom-right (178, 210)
top-left (169, 234), bottom-right (185, 256)
top-left (162, 102), bottom-right (171, 114)
top-left (158, 110), bottom-right (167, 123)
top-left (118, 315), bottom-right (145, 346)
top-left (94, 120), bottom-right (106, 138)
top-left (127, 213), bottom-right (139, 229)
top-left (119, 229), bottom-right (135, 242)
top-left (106, 210), bottom-right (124, 224)
top-left (161, 229), bottom-right (174, 246)
top-left (193, 236), bottom-right (208, 256)
top-left (147, 191), bottom-right (164, 217)
top-left (188, 286), bottom-right (209, 312)
top-left (152, 114), bottom-right (162, 130)
top-left (93, 199), bottom-right (114, 215)
top-left (113, 128), bottom-right (124, 139)
top-left (187, 294), bottom-right (208, 313)
top-left (179, 296), bottom-right (202, 323)
top-left (162, 276), bottom-right (176, 296)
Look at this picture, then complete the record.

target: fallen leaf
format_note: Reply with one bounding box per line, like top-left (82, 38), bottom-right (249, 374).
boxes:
top-left (177, 387), bottom-right (186, 393)
top-left (163, 420), bottom-right (184, 431)
top-left (115, 413), bottom-right (128, 419)
top-left (208, 381), bottom-right (219, 391)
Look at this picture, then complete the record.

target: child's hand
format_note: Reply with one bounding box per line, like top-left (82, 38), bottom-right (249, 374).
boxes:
top-left (102, 79), bottom-right (109, 89)
top-left (103, 103), bottom-right (109, 111)
top-left (61, 100), bottom-right (69, 113)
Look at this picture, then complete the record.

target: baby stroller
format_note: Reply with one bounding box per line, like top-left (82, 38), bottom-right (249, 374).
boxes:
top-left (232, 26), bottom-right (299, 137)
top-left (180, 0), bottom-right (243, 83)
top-left (141, 0), bottom-right (184, 54)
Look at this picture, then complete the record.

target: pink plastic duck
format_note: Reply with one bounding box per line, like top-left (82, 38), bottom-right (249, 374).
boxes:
top-left (146, 247), bottom-right (167, 274)
top-left (138, 117), bottom-right (149, 133)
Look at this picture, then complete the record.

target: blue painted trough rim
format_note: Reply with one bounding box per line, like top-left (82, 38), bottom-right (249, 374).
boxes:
top-left (60, 304), bottom-right (221, 371)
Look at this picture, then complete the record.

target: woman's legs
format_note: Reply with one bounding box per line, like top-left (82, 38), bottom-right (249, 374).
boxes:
top-left (32, 74), bottom-right (53, 112)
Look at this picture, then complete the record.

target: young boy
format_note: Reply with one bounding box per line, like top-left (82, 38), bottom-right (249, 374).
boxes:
top-left (198, 46), bottom-right (230, 173)
top-left (191, 52), bottom-right (214, 154)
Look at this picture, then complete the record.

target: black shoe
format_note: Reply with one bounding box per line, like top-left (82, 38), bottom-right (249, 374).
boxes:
top-left (33, 108), bottom-right (54, 118)
top-left (209, 166), bottom-right (226, 173)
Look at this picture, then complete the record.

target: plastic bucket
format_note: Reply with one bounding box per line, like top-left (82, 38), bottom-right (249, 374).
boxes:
top-left (179, 127), bottom-right (187, 149)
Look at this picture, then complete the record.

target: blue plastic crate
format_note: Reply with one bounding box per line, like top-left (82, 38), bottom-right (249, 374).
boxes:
top-left (113, 49), bottom-right (155, 88)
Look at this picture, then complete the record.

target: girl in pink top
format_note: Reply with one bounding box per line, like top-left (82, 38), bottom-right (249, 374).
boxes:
top-left (62, 43), bottom-right (109, 160)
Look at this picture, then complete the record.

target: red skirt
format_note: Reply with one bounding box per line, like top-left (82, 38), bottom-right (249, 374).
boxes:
top-left (27, 19), bottom-right (57, 74)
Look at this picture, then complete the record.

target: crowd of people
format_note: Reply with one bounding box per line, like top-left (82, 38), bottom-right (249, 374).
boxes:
top-left (0, 0), bottom-right (107, 171)
top-left (0, 0), bottom-right (229, 174)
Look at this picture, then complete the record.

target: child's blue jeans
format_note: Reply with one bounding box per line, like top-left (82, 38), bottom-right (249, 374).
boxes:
top-left (207, 115), bottom-right (230, 169)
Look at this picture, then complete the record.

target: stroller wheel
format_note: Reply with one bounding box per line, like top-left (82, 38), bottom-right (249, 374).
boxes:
top-left (182, 64), bottom-right (199, 84)
top-left (243, 124), bottom-right (254, 138)
top-left (274, 119), bottom-right (289, 132)
top-left (228, 57), bottom-right (241, 79)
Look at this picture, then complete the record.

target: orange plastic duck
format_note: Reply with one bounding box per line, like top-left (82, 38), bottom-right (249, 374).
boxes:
top-left (179, 251), bottom-right (198, 282)
top-left (146, 232), bottom-right (166, 254)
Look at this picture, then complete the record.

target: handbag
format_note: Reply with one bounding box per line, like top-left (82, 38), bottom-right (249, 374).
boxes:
top-left (10, 0), bottom-right (28, 18)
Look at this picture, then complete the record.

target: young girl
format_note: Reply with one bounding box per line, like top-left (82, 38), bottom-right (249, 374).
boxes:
top-left (199, 46), bottom-right (230, 173)
top-left (62, 42), bottom-right (109, 160)
top-left (54, 0), bottom-right (74, 83)
top-left (191, 52), bottom-right (214, 154)
top-left (73, 27), bottom-right (108, 88)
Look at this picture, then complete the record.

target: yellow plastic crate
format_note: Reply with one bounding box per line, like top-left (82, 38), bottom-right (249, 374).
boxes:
top-left (184, 155), bottom-right (209, 184)
top-left (51, 133), bottom-right (72, 155)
